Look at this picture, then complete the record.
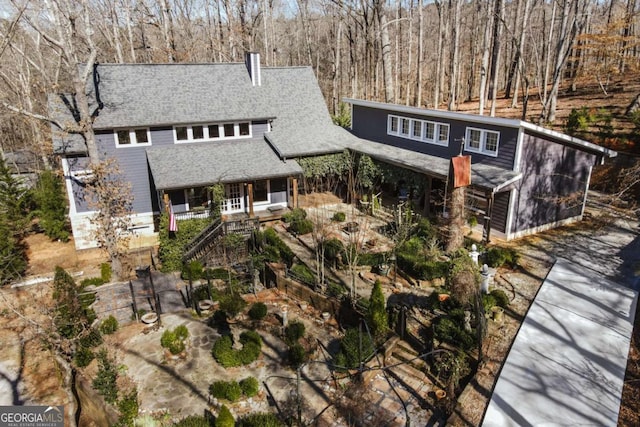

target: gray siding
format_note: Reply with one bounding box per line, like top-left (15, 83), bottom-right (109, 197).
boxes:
top-left (97, 130), bottom-right (157, 214)
top-left (95, 121), bottom-right (268, 216)
top-left (351, 105), bottom-right (518, 170)
top-left (491, 191), bottom-right (510, 234)
top-left (67, 156), bottom-right (92, 213)
top-left (510, 133), bottom-right (597, 233)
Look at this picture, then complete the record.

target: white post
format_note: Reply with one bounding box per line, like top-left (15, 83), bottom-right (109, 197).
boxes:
top-left (281, 305), bottom-right (288, 327)
top-left (481, 264), bottom-right (491, 294)
top-left (470, 244), bottom-right (480, 266)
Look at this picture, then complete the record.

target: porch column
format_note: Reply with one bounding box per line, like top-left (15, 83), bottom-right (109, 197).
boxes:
top-left (247, 182), bottom-right (255, 217)
top-left (162, 192), bottom-right (169, 214)
top-left (291, 177), bottom-right (298, 209)
top-left (423, 176), bottom-right (432, 216)
top-left (483, 191), bottom-right (495, 244)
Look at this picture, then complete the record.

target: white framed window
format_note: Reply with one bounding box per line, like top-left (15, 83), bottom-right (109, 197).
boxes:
top-left (412, 120), bottom-right (422, 139)
top-left (386, 114), bottom-right (449, 146)
top-left (465, 127), bottom-right (500, 157)
top-left (389, 116), bottom-right (399, 133)
top-left (115, 128), bottom-right (151, 147)
top-left (400, 118), bottom-right (410, 136)
top-left (174, 122), bottom-right (252, 143)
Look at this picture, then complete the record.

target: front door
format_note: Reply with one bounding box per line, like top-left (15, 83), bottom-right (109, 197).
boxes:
top-left (223, 183), bottom-right (244, 213)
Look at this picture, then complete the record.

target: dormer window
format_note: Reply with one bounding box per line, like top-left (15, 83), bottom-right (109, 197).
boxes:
top-left (115, 128), bottom-right (151, 146)
top-left (223, 124), bottom-right (235, 137)
top-left (174, 122), bottom-right (251, 143)
top-left (465, 127), bottom-right (499, 157)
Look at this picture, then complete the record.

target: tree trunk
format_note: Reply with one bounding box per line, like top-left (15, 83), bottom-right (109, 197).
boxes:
top-left (376, 0), bottom-right (394, 103)
top-left (415, 0), bottom-right (424, 107)
top-left (478, 1), bottom-right (493, 115)
top-left (488, 0), bottom-right (504, 117)
top-left (448, 0), bottom-right (461, 111)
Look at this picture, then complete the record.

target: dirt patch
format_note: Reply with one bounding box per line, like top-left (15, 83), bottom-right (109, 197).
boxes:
top-left (25, 233), bottom-right (107, 278)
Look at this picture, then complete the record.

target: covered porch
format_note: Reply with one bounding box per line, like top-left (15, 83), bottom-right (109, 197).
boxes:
top-left (146, 139), bottom-right (303, 221)
top-left (343, 138), bottom-right (522, 242)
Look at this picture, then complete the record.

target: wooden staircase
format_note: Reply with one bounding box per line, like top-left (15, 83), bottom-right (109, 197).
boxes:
top-left (384, 339), bottom-right (436, 406)
top-left (182, 217), bottom-right (259, 265)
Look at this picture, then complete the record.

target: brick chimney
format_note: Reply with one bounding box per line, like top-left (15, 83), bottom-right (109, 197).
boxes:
top-left (245, 52), bottom-right (261, 87)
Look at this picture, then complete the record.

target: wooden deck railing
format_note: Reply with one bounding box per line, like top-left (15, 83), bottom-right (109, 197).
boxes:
top-left (174, 208), bottom-right (212, 221)
top-left (182, 217), bottom-right (259, 265)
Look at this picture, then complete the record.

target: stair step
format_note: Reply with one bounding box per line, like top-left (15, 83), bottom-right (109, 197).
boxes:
top-left (392, 348), bottom-right (429, 372)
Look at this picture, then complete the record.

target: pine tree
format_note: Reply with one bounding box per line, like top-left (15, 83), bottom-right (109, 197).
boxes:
top-left (33, 170), bottom-right (69, 241)
top-left (215, 405), bottom-right (234, 427)
top-left (367, 280), bottom-right (388, 340)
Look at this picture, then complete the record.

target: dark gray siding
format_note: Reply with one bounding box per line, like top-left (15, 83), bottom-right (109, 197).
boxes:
top-left (167, 189), bottom-right (187, 212)
top-left (510, 133), bottom-right (597, 233)
top-left (66, 156), bottom-right (92, 213)
top-left (351, 105), bottom-right (518, 170)
top-left (490, 191), bottom-right (510, 233)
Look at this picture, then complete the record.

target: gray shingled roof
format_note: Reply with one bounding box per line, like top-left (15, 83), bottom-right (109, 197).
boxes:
top-left (146, 139), bottom-right (302, 190)
top-left (343, 136), bottom-right (522, 192)
top-left (50, 63), bottom-right (344, 158)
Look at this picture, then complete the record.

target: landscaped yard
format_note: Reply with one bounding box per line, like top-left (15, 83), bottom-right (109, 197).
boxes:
top-left (2, 193), bottom-right (638, 426)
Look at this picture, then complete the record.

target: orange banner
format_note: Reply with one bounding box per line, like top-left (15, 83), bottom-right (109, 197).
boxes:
top-left (451, 155), bottom-right (471, 188)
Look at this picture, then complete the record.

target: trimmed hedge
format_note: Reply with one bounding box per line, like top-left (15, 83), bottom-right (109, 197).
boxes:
top-left (210, 380), bottom-right (242, 402)
top-left (237, 413), bottom-right (283, 427)
top-left (248, 302), bottom-right (268, 320)
top-left (239, 377), bottom-right (259, 397)
top-left (211, 331), bottom-right (263, 368)
top-left (174, 415), bottom-right (213, 427)
top-left (210, 377), bottom-right (259, 401)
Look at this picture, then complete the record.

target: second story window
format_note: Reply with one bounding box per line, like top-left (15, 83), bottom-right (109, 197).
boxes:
top-left (465, 127), bottom-right (500, 157)
top-left (115, 128), bottom-right (151, 147)
top-left (387, 114), bottom-right (449, 146)
top-left (174, 122), bottom-right (252, 143)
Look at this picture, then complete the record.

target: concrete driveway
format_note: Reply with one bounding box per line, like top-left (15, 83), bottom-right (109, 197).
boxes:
top-left (483, 219), bottom-right (639, 427)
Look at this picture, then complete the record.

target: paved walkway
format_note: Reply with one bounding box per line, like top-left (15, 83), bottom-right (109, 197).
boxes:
top-left (483, 258), bottom-right (639, 426)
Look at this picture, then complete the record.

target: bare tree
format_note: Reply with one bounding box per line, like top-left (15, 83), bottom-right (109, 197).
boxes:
top-left (84, 158), bottom-right (134, 280)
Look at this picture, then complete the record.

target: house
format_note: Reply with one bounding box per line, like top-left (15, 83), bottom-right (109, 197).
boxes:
top-left (343, 98), bottom-right (616, 240)
top-left (49, 53), bottom-right (615, 250)
top-left (50, 53), bottom-right (351, 249)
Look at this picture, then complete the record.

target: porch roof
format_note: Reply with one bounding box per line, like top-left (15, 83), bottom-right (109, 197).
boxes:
top-left (146, 139), bottom-right (302, 190)
top-left (343, 137), bottom-right (522, 192)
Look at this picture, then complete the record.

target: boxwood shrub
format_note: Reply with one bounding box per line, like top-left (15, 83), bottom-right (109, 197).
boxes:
top-left (434, 317), bottom-right (475, 351)
top-left (239, 376), bottom-right (259, 397)
top-left (209, 380), bottom-right (242, 402)
top-left (332, 211), bottom-right (346, 222)
top-left (486, 247), bottom-right (520, 268)
top-left (237, 413), bottom-right (283, 427)
top-left (248, 302), bottom-right (268, 320)
top-left (211, 331), bottom-right (262, 368)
